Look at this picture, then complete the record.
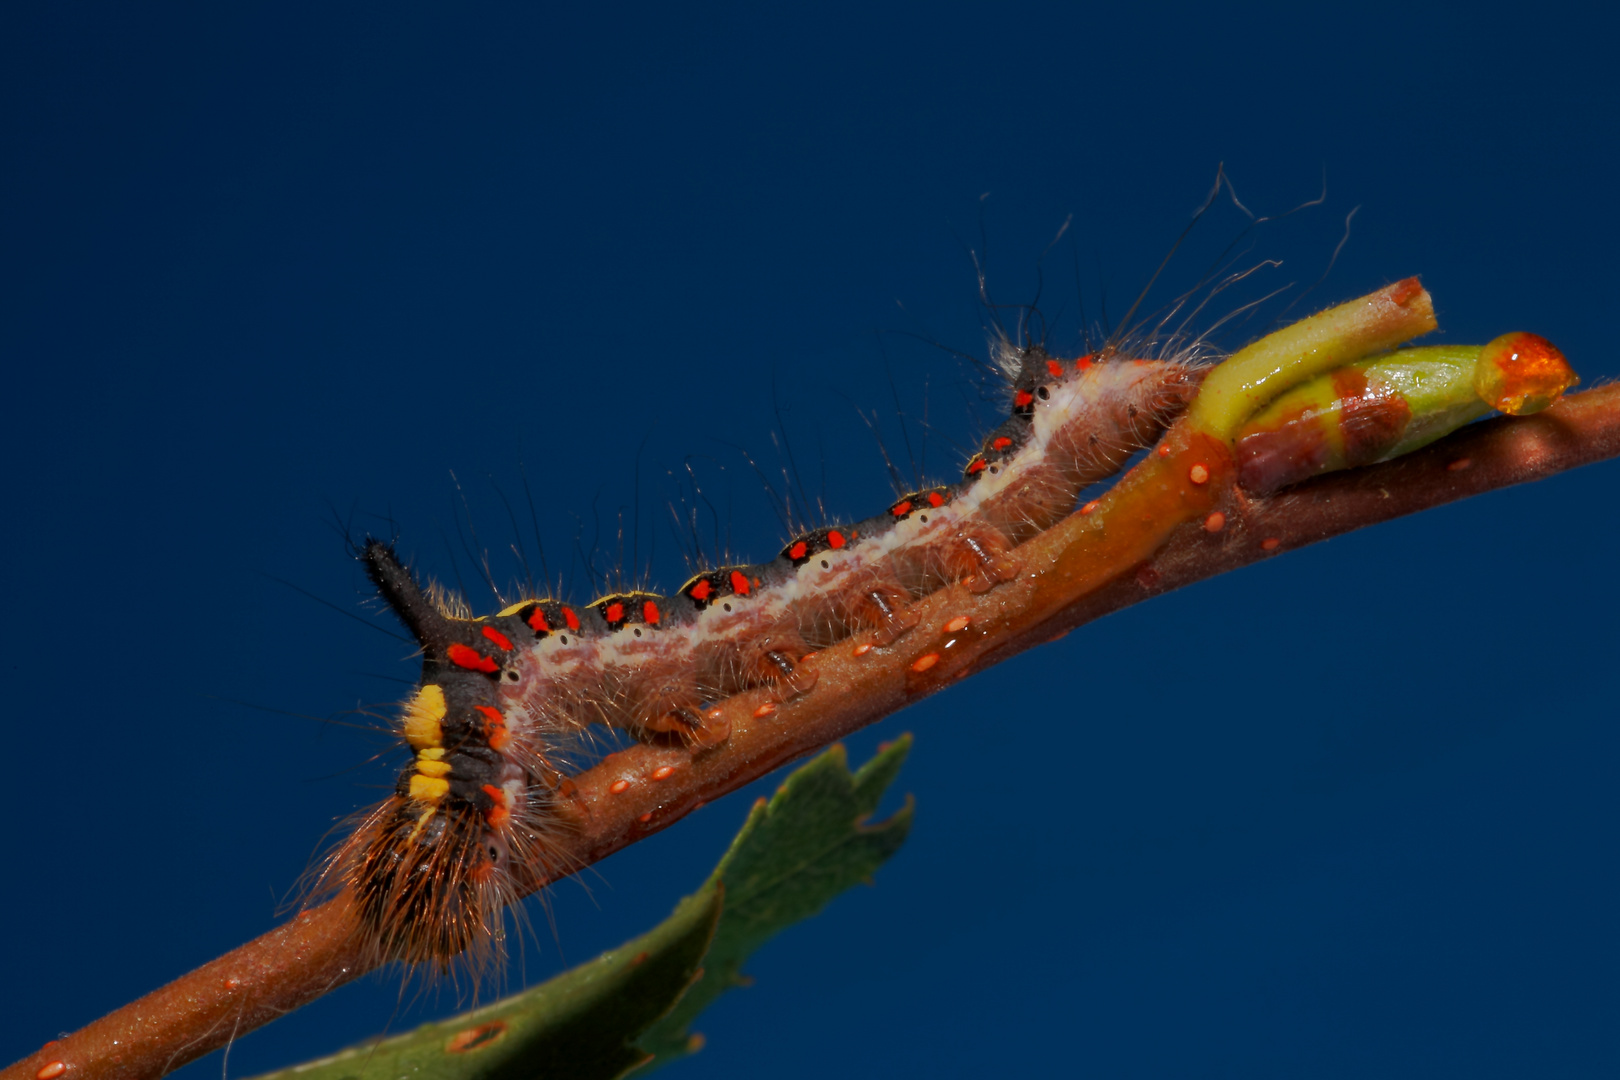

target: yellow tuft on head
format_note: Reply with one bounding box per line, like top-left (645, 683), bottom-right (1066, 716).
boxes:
top-left (415, 757), bottom-right (452, 779)
top-left (497, 600), bottom-right (530, 617)
top-left (403, 684), bottom-right (446, 749)
top-left (408, 773), bottom-right (450, 802)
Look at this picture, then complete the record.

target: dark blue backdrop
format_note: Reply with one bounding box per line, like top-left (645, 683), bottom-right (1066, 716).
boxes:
top-left (5, 4), bottom-right (1617, 1077)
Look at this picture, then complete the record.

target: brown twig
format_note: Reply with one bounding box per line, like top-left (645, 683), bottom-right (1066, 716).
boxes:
top-left (9, 384), bottom-right (1619, 1080)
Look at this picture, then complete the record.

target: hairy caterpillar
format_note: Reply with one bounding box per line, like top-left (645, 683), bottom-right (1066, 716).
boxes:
top-left (320, 332), bottom-right (1207, 973)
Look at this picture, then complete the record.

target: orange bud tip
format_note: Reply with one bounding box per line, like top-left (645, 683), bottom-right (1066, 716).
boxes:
top-left (1475, 331), bottom-right (1577, 416)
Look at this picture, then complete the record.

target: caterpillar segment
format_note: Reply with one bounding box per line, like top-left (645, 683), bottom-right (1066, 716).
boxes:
top-left (320, 542), bottom-right (575, 973)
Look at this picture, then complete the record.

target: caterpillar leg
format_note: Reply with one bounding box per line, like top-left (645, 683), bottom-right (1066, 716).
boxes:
top-left (941, 526), bottom-right (1021, 594)
top-left (849, 582), bottom-right (921, 644)
top-left (639, 703), bottom-right (731, 749)
top-left (738, 629), bottom-right (819, 701)
top-left (624, 664), bottom-right (730, 749)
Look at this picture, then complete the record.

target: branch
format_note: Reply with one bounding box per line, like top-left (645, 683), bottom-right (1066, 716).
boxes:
top-left (11, 383), bottom-right (1618, 1080)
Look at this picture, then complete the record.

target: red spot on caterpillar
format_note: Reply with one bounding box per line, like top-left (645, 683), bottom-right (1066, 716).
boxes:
top-left (928, 491), bottom-right (945, 507)
top-left (1135, 564), bottom-right (1161, 589)
top-left (447, 1022), bottom-right (508, 1053)
top-left (789, 541), bottom-right (809, 560)
top-left (639, 812), bottom-right (653, 823)
top-left (911, 652), bottom-right (940, 673)
top-left (481, 625), bottom-right (513, 651)
top-left (482, 784), bottom-right (510, 828)
top-left (1157, 444), bottom-right (1172, 457)
top-left (1080, 499), bottom-right (1101, 515)
top-left (223, 978), bottom-right (241, 991)
top-left (706, 708), bottom-right (724, 722)
top-left (1204, 511), bottom-right (1226, 532)
top-left (1046, 359), bottom-right (1064, 378)
top-left (753, 702), bottom-right (777, 718)
top-left (992, 436), bottom-right (1013, 451)
top-left (1261, 537), bottom-right (1281, 551)
top-left (643, 600), bottom-right (660, 624)
top-left (689, 579), bottom-right (713, 600)
top-left (966, 458), bottom-right (988, 475)
top-left (1077, 354), bottom-right (1094, 371)
top-left (632, 951), bottom-right (649, 965)
top-left (610, 779), bottom-right (630, 794)
top-left (652, 765), bottom-right (675, 781)
top-left (854, 642), bottom-right (874, 656)
top-left (36, 1064), bottom-right (66, 1080)
top-left (1448, 457), bottom-right (1472, 472)
top-left (943, 615), bottom-right (971, 633)
top-left (1388, 277), bottom-right (1423, 306)
top-left (447, 643), bottom-right (498, 673)
top-left (527, 607), bottom-right (550, 633)
top-left (605, 602), bottom-right (625, 623)
top-left (1014, 389), bottom-right (1035, 408)
top-left (828, 530), bottom-right (846, 549)
top-left (890, 499), bottom-right (913, 517)
top-left (729, 570), bottom-right (751, 595)
top-left (563, 607), bottom-right (580, 631)
top-left (1188, 462), bottom-right (1210, 484)
top-left (475, 705), bottom-right (510, 749)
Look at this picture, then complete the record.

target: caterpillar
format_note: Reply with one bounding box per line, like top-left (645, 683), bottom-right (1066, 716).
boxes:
top-left (319, 330), bottom-right (1208, 974)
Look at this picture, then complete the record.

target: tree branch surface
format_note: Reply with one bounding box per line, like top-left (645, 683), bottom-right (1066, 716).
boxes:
top-left (10, 383), bottom-right (1618, 1080)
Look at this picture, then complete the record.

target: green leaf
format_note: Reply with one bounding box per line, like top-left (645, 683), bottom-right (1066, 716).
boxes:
top-left (247, 737), bottom-right (912, 1080)
top-left (633, 734), bottom-right (915, 1072)
top-left (244, 890), bottom-right (719, 1080)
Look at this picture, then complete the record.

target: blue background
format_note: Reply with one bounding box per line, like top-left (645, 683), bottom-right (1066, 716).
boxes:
top-left (4, 4), bottom-right (1618, 1076)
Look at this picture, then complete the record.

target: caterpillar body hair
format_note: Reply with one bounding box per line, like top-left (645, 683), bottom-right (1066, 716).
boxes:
top-left (323, 336), bottom-right (1207, 973)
